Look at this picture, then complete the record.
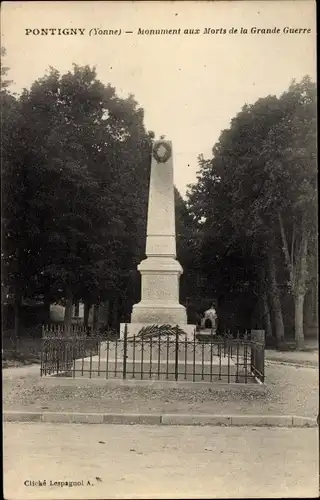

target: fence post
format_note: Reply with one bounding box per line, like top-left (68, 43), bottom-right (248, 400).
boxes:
top-left (251, 329), bottom-right (265, 383)
top-left (251, 329), bottom-right (265, 345)
top-left (123, 324), bottom-right (128, 379)
top-left (193, 329), bottom-right (196, 382)
top-left (250, 341), bottom-right (254, 374)
top-left (261, 346), bottom-right (265, 383)
top-left (174, 325), bottom-right (179, 381)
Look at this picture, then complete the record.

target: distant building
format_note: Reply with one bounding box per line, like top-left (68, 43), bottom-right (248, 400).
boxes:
top-left (49, 302), bottom-right (89, 323)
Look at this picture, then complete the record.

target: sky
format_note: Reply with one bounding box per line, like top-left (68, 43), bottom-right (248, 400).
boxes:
top-left (1, 0), bottom-right (316, 197)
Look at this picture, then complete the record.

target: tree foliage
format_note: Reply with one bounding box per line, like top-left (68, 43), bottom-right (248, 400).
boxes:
top-left (187, 76), bottom-right (317, 345)
top-left (2, 64), bottom-right (153, 329)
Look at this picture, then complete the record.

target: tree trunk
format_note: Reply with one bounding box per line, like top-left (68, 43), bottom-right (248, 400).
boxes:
top-left (74, 301), bottom-right (80, 317)
top-left (13, 247), bottom-right (22, 349)
top-left (267, 250), bottom-right (285, 346)
top-left (97, 300), bottom-right (110, 330)
top-left (84, 301), bottom-right (91, 329)
top-left (294, 293), bottom-right (305, 349)
top-left (111, 296), bottom-right (119, 330)
top-left (262, 293), bottom-right (273, 339)
top-left (43, 294), bottom-right (51, 325)
top-left (293, 231), bottom-right (308, 348)
top-left (64, 287), bottom-right (73, 328)
top-left (13, 289), bottom-right (22, 350)
top-left (278, 212), bottom-right (294, 284)
top-left (104, 300), bottom-right (110, 329)
top-left (92, 304), bottom-right (100, 331)
top-left (279, 211), bottom-right (309, 349)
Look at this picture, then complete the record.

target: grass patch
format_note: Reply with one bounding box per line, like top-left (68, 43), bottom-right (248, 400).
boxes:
top-left (2, 337), bottom-right (42, 367)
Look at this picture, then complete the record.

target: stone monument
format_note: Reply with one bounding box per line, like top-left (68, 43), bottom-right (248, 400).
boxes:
top-left (120, 139), bottom-right (195, 339)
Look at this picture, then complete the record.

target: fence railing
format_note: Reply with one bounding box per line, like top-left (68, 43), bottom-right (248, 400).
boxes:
top-left (40, 325), bottom-right (265, 384)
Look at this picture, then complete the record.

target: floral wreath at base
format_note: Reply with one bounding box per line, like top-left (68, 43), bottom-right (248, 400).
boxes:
top-left (152, 141), bottom-right (172, 163)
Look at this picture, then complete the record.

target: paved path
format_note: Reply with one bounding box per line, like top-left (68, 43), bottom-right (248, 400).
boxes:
top-left (265, 349), bottom-right (318, 367)
top-left (2, 363), bottom-right (40, 378)
top-left (3, 423), bottom-right (319, 499)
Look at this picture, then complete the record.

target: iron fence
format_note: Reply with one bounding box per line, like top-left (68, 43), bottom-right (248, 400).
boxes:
top-left (40, 325), bottom-right (265, 383)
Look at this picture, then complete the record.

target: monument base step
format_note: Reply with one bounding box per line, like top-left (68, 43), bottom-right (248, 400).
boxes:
top-left (57, 358), bottom-right (249, 383)
top-left (120, 323), bottom-right (196, 340)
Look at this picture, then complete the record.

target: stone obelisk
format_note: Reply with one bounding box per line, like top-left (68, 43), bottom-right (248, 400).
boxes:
top-left (120, 139), bottom-right (195, 338)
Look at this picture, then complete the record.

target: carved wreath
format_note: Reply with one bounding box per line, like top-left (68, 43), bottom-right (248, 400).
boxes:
top-left (152, 141), bottom-right (172, 163)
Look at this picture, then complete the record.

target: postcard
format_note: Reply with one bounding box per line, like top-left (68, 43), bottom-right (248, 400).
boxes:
top-left (2, 1), bottom-right (317, 499)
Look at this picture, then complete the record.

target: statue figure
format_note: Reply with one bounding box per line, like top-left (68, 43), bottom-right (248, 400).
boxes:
top-left (201, 304), bottom-right (217, 331)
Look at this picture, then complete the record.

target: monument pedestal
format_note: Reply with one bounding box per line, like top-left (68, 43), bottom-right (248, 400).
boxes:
top-left (131, 256), bottom-right (187, 324)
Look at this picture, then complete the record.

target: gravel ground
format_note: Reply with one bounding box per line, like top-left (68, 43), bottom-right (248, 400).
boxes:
top-left (3, 362), bottom-right (318, 417)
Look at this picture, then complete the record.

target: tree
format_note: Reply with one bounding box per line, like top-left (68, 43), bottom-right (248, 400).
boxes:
top-left (187, 77), bottom-right (316, 347)
top-left (174, 187), bottom-right (200, 319)
top-left (1, 47), bottom-right (25, 339)
top-left (188, 100), bottom-right (286, 340)
top-left (260, 76), bottom-right (317, 347)
top-left (1, 47), bottom-right (13, 90)
top-left (2, 64), bottom-right (153, 331)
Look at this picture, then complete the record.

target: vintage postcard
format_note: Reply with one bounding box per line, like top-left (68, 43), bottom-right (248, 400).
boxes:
top-left (2, 1), bottom-right (317, 499)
